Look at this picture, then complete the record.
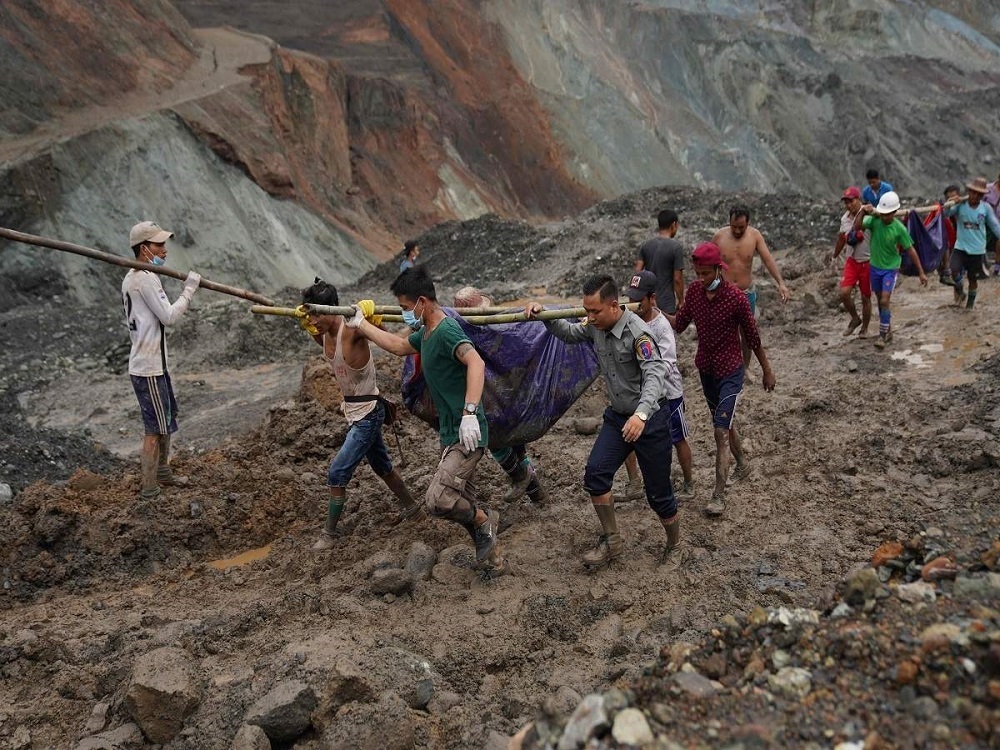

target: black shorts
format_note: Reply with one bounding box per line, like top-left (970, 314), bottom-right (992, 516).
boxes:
top-left (951, 249), bottom-right (987, 281)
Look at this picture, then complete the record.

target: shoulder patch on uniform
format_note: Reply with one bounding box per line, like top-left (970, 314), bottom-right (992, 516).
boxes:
top-left (634, 334), bottom-right (656, 361)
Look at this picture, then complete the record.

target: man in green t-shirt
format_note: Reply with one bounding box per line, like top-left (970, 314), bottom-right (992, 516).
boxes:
top-left (853, 191), bottom-right (928, 348)
top-left (345, 267), bottom-right (503, 571)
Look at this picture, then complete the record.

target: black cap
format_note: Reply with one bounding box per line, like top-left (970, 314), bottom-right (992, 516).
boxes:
top-left (626, 270), bottom-right (657, 300)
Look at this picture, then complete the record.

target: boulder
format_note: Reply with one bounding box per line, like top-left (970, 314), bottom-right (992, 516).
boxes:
top-left (231, 723), bottom-right (271, 750)
top-left (370, 567), bottom-right (415, 596)
top-left (124, 647), bottom-right (202, 743)
top-left (320, 691), bottom-right (414, 750)
top-left (557, 694), bottom-right (608, 750)
top-left (612, 708), bottom-right (654, 746)
top-left (246, 680), bottom-right (317, 743)
top-left (75, 723), bottom-right (144, 750)
top-left (404, 541), bottom-right (438, 581)
top-left (843, 567), bottom-right (881, 605)
top-left (325, 648), bottom-right (438, 711)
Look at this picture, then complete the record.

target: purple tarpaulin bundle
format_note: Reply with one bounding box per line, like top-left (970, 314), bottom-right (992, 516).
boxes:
top-left (902, 210), bottom-right (948, 276)
top-left (400, 309), bottom-right (600, 449)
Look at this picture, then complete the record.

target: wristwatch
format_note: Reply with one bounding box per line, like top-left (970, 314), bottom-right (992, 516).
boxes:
top-left (635, 411), bottom-right (648, 422)
top-left (463, 402), bottom-right (478, 415)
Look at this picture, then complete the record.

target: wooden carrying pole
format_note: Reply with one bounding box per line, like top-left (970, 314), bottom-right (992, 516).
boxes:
top-left (0, 226), bottom-right (275, 306)
top-left (258, 302), bottom-right (640, 325)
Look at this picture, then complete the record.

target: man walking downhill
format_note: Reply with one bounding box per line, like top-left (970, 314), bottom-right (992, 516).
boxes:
top-left (121, 221), bottom-right (201, 501)
top-left (621, 271), bottom-right (695, 501)
top-left (635, 209), bottom-right (686, 314)
top-left (854, 191), bottom-right (929, 347)
top-left (345, 267), bottom-right (504, 571)
top-left (526, 275), bottom-right (678, 567)
top-left (830, 187), bottom-right (873, 338)
top-left (947, 177), bottom-right (1000, 310)
top-left (668, 243), bottom-right (776, 517)
top-left (300, 278), bottom-right (423, 550)
top-left (712, 206), bottom-right (790, 367)
top-left (861, 169), bottom-right (894, 209)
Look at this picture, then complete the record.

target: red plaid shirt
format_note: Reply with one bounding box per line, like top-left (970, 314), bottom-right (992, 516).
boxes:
top-left (674, 280), bottom-right (761, 378)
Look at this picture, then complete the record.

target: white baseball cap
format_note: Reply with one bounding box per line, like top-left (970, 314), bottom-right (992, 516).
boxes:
top-left (129, 221), bottom-right (174, 247)
top-left (875, 191), bottom-right (901, 214)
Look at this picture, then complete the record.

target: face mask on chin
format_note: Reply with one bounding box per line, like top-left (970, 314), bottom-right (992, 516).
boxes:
top-left (144, 246), bottom-right (165, 266)
top-left (707, 273), bottom-right (722, 292)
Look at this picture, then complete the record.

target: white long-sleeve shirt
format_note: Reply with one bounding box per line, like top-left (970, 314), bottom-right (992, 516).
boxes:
top-left (121, 270), bottom-right (193, 376)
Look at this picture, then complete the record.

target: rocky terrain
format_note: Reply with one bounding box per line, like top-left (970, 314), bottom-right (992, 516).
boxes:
top-left (2, 185), bottom-right (999, 749)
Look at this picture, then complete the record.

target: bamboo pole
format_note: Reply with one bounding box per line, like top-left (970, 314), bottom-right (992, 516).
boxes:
top-left (0, 226), bottom-right (275, 306)
top-left (260, 302), bottom-right (640, 325)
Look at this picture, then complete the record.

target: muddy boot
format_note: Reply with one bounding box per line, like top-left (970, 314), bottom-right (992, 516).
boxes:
top-left (730, 459), bottom-right (752, 483)
top-left (966, 290), bottom-right (977, 310)
top-left (660, 516), bottom-right (680, 558)
top-left (704, 492), bottom-right (726, 517)
top-left (473, 508), bottom-right (500, 564)
top-left (313, 496), bottom-right (346, 551)
top-left (675, 480), bottom-right (695, 501)
top-left (502, 460), bottom-right (533, 503)
top-left (155, 435), bottom-right (187, 486)
top-left (582, 503), bottom-right (623, 568)
top-left (623, 477), bottom-right (645, 502)
top-left (526, 471), bottom-right (547, 505)
top-left (382, 469), bottom-right (425, 522)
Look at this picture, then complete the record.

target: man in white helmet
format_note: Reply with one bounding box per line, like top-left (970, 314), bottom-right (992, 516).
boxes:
top-left (854, 193), bottom-right (928, 348)
top-left (121, 221), bottom-right (201, 500)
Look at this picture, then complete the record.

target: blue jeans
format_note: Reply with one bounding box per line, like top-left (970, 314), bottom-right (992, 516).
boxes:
top-left (327, 400), bottom-right (393, 487)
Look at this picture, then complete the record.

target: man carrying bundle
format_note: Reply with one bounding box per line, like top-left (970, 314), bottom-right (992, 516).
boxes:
top-left (946, 177), bottom-right (1000, 309)
top-left (525, 275), bottom-right (678, 567)
top-left (299, 279), bottom-right (423, 550)
top-left (346, 267), bottom-right (504, 571)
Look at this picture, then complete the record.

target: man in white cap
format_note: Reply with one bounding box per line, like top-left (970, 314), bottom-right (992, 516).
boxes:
top-left (121, 221), bottom-right (201, 500)
top-left (946, 177), bottom-right (1000, 309)
top-left (854, 192), bottom-right (928, 347)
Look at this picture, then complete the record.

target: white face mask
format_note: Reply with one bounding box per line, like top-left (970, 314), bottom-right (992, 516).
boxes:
top-left (707, 273), bottom-right (722, 292)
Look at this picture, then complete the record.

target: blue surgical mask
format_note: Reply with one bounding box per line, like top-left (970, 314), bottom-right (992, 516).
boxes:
top-left (150, 255), bottom-right (166, 266)
top-left (402, 300), bottom-right (424, 330)
top-left (707, 273), bottom-right (722, 292)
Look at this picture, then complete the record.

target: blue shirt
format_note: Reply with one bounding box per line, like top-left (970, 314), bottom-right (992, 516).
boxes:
top-left (945, 201), bottom-right (1000, 256)
top-left (861, 181), bottom-right (893, 208)
top-left (399, 259), bottom-right (415, 272)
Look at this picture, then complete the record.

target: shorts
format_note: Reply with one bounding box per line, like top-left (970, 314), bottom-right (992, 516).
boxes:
top-left (951, 249), bottom-right (987, 282)
top-left (131, 374), bottom-right (178, 436)
top-left (840, 257), bottom-right (871, 296)
top-left (425, 444), bottom-right (483, 516)
top-left (744, 285), bottom-right (758, 316)
top-left (327, 400), bottom-right (393, 486)
top-left (584, 406), bottom-right (675, 518)
top-left (665, 396), bottom-right (690, 445)
top-left (869, 267), bottom-right (898, 297)
top-left (699, 367), bottom-right (744, 430)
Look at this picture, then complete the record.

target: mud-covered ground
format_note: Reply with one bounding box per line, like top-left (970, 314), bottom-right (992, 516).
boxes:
top-left (1, 187), bottom-right (999, 749)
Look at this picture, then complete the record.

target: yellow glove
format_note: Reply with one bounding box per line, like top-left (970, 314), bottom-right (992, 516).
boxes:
top-left (295, 305), bottom-right (319, 336)
top-left (356, 299), bottom-right (382, 327)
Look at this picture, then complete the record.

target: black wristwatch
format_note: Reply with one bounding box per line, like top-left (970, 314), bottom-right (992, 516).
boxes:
top-left (463, 402), bottom-right (478, 415)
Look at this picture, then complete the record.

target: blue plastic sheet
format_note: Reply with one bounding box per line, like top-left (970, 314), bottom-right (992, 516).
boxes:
top-left (400, 309), bottom-right (600, 449)
top-left (903, 210), bottom-right (947, 276)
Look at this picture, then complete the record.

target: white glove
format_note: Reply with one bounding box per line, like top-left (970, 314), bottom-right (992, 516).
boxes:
top-left (182, 271), bottom-right (201, 299)
top-left (458, 414), bottom-right (481, 452)
top-left (344, 306), bottom-right (365, 329)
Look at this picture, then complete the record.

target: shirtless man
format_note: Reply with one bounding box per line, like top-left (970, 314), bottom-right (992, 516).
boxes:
top-left (712, 205), bottom-right (790, 367)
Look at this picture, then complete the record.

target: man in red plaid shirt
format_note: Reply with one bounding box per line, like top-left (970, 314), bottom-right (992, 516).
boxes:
top-left (668, 242), bottom-right (776, 517)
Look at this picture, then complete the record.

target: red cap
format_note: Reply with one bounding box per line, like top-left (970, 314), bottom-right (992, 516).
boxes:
top-left (691, 242), bottom-right (729, 270)
top-left (841, 186), bottom-right (861, 200)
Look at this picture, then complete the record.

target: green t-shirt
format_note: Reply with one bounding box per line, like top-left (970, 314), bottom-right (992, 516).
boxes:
top-left (408, 317), bottom-right (488, 448)
top-left (862, 215), bottom-right (913, 270)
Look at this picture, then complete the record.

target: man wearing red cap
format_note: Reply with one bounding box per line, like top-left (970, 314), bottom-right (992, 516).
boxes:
top-left (668, 242), bottom-right (775, 517)
top-left (830, 187), bottom-right (872, 337)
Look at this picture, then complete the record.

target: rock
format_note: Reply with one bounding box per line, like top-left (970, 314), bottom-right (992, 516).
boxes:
top-left (320, 691), bottom-right (414, 750)
top-left (231, 724), bottom-right (270, 750)
top-left (545, 685), bottom-right (583, 716)
top-left (75, 723), bottom-right (144, 750)
top-left (0, 483), bottom-right (13, 504)
top-left (843, 568), bottom-right (881, 605)
top-left (909, 696), bottom-right (939, 720)
top-left (830, 603), bottom-right (852, 618)
top-left (771, 650), bottom-right (791, 670)
top-left (671, 671), bottom-right (717, 699)
top-left (246, 680), bottom-right (317, 743)
top-left (573, 418), bottom-right (602, 436)
top-left (124, 647), bottom-right (202, 744)
top-left (954, 574), bottom-right (1000, 599)
top-left (430, 563), bottom-right (477, 586)
top-left (326, 648), bottom-right (438, 711)
top-left (370, 567), bottom-right (414, 596)
top-left (11, 727), bottom-right (30, 750)
top-left (611, 708), bottom-right (653, 746)
top-left (921, 557), bottom-right (959, 582)
top-left (427, 690), bottom-right (462, 715)
top-left (870, 541), bottom-right (903, 568)
top-left (896, 581), bottom-right (936, 604)
top-left (701, 651), bottom-right (728, 679)
top-left (769, 607), bottom-right (820, 627)
top-left (981, 540), bottom-right (1000, 571)
top-left (404, 541), bottom-right (437, 580)
top-left (84, 701), bottom-right (111, 734)
top-left (845, 359), bottom-right (858, 373)
top-left (557, 694), bottom-right (608, 750)
top-left (768, 667), bottom-right (812, 699)
top-left (896, 660), bottom-right (919, 685)
top-left (919, 623), bottom-right (969, 650)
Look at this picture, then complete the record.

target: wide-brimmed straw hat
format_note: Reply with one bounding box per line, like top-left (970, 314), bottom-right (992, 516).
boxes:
top-left (966, 177), bottom-right (989, 195)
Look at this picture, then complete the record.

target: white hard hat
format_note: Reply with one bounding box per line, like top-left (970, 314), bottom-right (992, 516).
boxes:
top-left (875, 191), bottom-right (901, 214)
